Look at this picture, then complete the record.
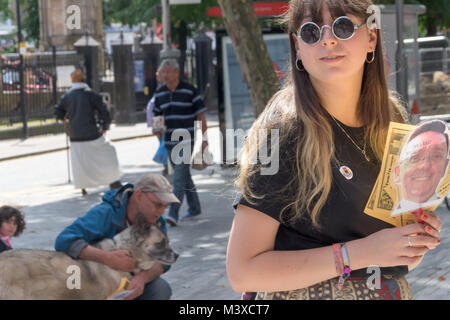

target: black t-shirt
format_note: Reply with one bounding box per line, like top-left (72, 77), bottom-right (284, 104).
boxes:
top-left (233, 114), bottom-right (408, 277)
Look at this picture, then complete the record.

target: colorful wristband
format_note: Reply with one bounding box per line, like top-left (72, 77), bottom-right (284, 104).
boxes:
top-left (332, 244), bottom-right (344, 278)
top-left (338, 243), bottom-right (351, 290)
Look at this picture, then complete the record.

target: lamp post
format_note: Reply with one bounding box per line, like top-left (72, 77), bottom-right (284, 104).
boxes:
top-left (161, 0), bottom-right (170, 50)
top-left (396, 0), bottom-right (409, 108)
top-left (15, 0), bottom-right (27, 139)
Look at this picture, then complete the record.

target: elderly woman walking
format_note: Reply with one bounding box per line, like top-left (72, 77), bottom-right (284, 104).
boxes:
top-left (54, 69), bottom-right (122, 196)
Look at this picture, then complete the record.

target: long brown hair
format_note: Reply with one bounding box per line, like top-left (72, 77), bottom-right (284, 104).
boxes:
top-left (237, 0), bottom-right (407, 229)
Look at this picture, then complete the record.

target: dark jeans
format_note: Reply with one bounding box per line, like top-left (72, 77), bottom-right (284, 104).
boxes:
top-left (166, 144), bottom-right (201, 221)
top-left (135, 277), bottom-right (172, 300)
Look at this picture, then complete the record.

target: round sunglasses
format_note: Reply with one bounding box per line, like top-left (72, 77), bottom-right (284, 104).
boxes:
top-left (298, 16), bottom-right (365, 46)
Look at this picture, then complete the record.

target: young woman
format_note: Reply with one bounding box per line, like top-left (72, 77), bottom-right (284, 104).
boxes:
top-left (227, 0), bottom-right (442, 300)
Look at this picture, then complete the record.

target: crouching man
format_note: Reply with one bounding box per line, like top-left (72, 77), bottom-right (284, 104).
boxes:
top-left (55, 174), bottom-right (180, 300)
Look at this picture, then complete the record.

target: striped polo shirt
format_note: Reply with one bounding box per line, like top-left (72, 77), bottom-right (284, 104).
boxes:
top-left (153, 81), bottom-right (207, 147)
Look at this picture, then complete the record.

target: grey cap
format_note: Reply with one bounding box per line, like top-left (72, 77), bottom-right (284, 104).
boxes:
top-left (134, 174), bottom-right (180, 204)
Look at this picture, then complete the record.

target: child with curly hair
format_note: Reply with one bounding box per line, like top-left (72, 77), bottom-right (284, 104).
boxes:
top-left (0, 206), bottom-right (26, 253)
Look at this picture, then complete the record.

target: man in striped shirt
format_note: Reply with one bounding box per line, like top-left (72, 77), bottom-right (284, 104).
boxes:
top-left (153, 59), bottom-right (208, 226)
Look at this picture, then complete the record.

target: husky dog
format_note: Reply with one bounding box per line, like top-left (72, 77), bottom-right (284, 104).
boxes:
top-left (0, 215), bottom-right (178, 300)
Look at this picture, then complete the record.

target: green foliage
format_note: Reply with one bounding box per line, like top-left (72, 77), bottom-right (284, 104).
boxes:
top-left (373, 0), bottom-right (450, 36)
top-left (21, 0), bottom-right (40, 43)
top-left (2, 0), bottom-right (446, 47)
top-left (103, 0), bottom-right (160, 27)
top-left (0, 0), bottom-right (12, 21)
top-left (0, 0), bottom-right (40, 43)
top-left (102, 0), bottom-right (222, 36)
top-left (170, 0), bottom-right (222, 31)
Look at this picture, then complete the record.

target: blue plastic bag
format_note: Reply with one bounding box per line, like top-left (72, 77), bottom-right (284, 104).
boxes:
top-left (153, 135), bottom-right (168, 165)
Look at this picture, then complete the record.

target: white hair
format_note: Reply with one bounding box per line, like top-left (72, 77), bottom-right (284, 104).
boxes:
top-left (160, 59), bottom-right (179, 70)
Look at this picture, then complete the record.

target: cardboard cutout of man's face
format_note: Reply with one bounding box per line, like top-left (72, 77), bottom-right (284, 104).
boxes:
top-left (395, 131), bottom-right (449, 203)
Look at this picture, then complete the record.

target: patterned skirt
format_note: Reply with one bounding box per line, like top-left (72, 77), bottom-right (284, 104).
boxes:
top-left (253, 276), bottom-right (413, 300)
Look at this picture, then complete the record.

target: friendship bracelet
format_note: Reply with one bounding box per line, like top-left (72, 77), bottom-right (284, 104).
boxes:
top-left (332, 243), bottom-right (352, 291)
top-left (332, 244), bottom-right (344, 279)
top-left (338, 243), bottom-right (352, 291)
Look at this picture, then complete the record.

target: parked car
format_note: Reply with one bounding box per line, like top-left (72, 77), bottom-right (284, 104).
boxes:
top-left (1, 67), bottom-right (53, 92)
top-left (2, 68), bottom-right (20, 91)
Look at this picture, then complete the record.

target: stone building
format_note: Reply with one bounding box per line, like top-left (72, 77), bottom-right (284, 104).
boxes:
top-left (38, 0), bottom-right (104, 51)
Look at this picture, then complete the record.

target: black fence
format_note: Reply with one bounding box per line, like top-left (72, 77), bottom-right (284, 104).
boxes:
top-left (0, 36), bottom-right (215, 138)
top-left (0, 51), bottom-right (83, 129)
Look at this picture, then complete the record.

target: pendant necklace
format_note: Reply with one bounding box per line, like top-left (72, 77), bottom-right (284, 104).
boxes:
top-left (330, 115), bottom-right (371, 162)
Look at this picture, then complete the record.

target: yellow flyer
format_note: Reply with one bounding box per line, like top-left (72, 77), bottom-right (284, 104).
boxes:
top-left (364, 120), bottom-right (450, 227)
top-left (106, 278), bottom-right (134, 300)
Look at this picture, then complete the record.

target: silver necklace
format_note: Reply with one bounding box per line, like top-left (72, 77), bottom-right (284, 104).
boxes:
top-left (330, 115), bottom-right (370, 162)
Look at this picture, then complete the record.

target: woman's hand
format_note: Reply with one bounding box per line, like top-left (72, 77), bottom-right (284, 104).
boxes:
top-left (406, 209), bottom-right (442, 271)
top-left (412, 209), bottom-right (442, 250)
top-left (362, 217), bottom-right (440, 270)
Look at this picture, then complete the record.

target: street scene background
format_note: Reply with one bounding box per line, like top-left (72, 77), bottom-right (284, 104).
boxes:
top-left (0, 116), bottom-right (449, 300)
top-left (0, 0), bottom-right (449, 300)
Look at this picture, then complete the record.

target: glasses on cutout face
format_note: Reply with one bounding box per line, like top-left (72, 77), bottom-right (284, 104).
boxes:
top-left (403, 151), bottom-right (448, 167)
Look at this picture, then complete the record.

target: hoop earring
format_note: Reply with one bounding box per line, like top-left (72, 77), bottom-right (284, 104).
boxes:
top-left (296, 59), bottom-right (305, 72)
top-left (366, 51), bottom-right (375, 64)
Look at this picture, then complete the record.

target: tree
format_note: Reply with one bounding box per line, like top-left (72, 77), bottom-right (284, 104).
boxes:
top-left (0, 0), bottom-right (40, 43)
top-left (102, 0), bottom-right (221, 35)
top-left (374, 0), bottom-right (450, 36)
top-left (0, 0), bottom-right (12, 21)
top-left (103, 0), bottom-right (160, 27)
top-left (410, 0), bottom-right (450, 36)
top-left (21, 0), bottom-right (39, 43)
top-left (217, 0), bottom-right (279, 117)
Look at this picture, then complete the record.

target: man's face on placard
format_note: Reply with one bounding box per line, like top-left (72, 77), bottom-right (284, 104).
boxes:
top-left (398, 131), bottom-right (449, 203)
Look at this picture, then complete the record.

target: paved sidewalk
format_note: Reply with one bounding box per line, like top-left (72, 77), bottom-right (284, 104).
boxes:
top-left (0, 123), bottom-right (152, 162)
top-left (1, 112), bottom-right (449, 300)
top-left (1, 113), bottom-right (240, 300)
top-left (0, 113), bottom-right (219, 162)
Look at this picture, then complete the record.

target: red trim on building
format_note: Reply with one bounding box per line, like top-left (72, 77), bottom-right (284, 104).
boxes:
top-left (207, 2), bottom-right (289, 17)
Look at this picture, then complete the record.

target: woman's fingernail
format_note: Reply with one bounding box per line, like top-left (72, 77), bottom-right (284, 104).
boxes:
top-left (412, 211), bottom-right (417, 215)
top-left (426, 226), bottom-right (432, 232)
top-left (437, 240), bottom-right (441, 244)
top-left (422, 214), bottom-right (428, 220)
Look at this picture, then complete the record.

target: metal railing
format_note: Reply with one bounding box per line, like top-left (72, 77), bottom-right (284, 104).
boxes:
top-left (418, 46), bottom-right (449, 117)
top-left (0, 51), bottom-right (84, 131)
top-left (419, 47), bottom-right (450, 76)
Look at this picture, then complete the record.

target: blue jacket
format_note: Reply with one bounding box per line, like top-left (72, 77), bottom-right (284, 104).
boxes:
top-left (55, 184), bottom-right (168, 270)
